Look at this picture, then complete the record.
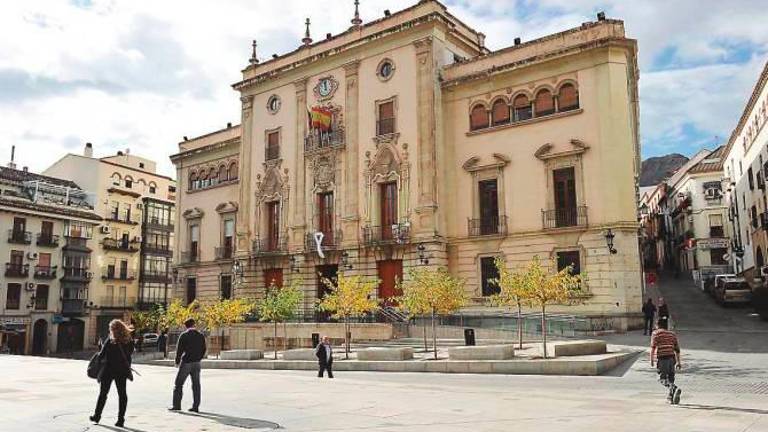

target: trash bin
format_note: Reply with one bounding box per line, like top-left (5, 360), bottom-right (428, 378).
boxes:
top-left (311, 333), bottom-right (320, 347)
top-left (464, 328), bottom-right (476, 346)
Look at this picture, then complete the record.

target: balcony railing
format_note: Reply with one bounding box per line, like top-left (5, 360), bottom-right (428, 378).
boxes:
top-left (101, 267), bottom-right (135, 281)
top-left (36, 233), bottom-right (60, 247)
top-left (5, 263), bottom-right (29, 278)
top-left (252, 236), bottom-right (288, 255)
top-left (376, 118), bottom-right (396, 136)
top-left (33, 265), bottom-right (57, 279)
top-left (710, 226), bottom-right (726, 237)
top-left (265, 144), bottom-right (280, 161)
top-left (180, 250), bottom-right (199, 264)
top-left (141, 271), bottom-right (172, 283)
top-left (468, 215), bottom-right (508, 237)
top-left (143, 244), bottom-right (172, 256)
top-left (542, 206), bottom-right (588, 229)
top-left (99, 296), bottom-right (136, 309)
top-left (61, 266), bottom-right (92, 282)
top-left (362, 223), bottom-right (410, 245)
top-left (61, 298), bottom-right (87, 316)
top-left (102, 237), bottom-right (140, 252)
top-left (215, 246), bottom-right (234, 260)
top-left (146, 218), bottom-right (174, 231)
top-left (305, 230), bottom-right (343, 251)
top-left (8, 230), bottom-right (32, 244)
top-left (105, 211), bottom-right (137, 225)
top-left (304, 130), bottom-right (345, 153)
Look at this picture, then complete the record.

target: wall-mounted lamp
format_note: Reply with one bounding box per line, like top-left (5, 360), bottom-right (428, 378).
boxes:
top-left (417, 244), bottom-right (430, 265)
top-left (289, 255), bottom-right (301, 273)
top-left (340, 251), bottom-right (353, 270)
top-left (604, 229), bottom-right (617, 254)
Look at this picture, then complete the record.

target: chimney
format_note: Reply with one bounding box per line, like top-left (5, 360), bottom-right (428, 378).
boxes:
top-left (117, 150), bottom-right (124, 156)
top-left (597, 11), bottom-right (606, 21)
top-left (384, 9), bottom-right (391, 17)
top-left (8, 145), bottom-right (17, 169)
top-left (84, 142), bottom-right (93, 158)
top-left (227, 122), bottom-right (232, 128)
top-left (514, 37), bottom-right (521, 46)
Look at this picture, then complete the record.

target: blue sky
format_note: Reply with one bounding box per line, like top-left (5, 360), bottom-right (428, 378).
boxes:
top-left (1, 0), bottom-right (767, 175)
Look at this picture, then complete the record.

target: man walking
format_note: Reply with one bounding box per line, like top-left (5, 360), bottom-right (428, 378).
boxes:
top-left (642, 298), bottom-right (656, 336)
top-left (657, 297), bottom-right (670, 327)
top-left (170, 319), bottom-right (206, 412)
top-left (650, 318), bottom-right (682, 404)
top-left (315, 335), bottom-right (334, 378)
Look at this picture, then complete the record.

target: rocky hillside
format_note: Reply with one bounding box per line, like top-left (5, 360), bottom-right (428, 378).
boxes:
top-left (640, 153), bottom-right (689, 186)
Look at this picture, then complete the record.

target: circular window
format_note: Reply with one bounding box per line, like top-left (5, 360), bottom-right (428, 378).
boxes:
top-left (377, 59), bottom-right (395, 81)
top-left (266, 95), bottom-right (281, 114)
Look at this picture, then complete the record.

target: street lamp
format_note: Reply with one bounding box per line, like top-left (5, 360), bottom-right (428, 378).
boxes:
top-left (340, 251), bottom-right (353, 270)
top-left (604, 229), bottom-right (617, 254)
top-left (416, 244), bottom-right (430, 265)
top-left (232, 259), bottom-right (244, 283)
top-left (289, 255), bottom-right (301, 273)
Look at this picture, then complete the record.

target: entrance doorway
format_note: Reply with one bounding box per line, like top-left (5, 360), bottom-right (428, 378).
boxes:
top-left (57, 319), bottom-right (84, 353)
top-left (315, 265), bottom-right (338, 322)
top-left (264, 268), bottom-right (284, 289)
top-left (32, 319), bottom-right (47, 355)
top-left (377, 260), bottom-right (403, 304)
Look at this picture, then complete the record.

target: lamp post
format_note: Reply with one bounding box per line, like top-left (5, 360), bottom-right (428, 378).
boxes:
top-left (604, 229), bottom-right (617, 254)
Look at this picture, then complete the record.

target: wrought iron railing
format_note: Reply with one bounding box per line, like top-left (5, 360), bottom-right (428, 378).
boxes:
top-left (7, 230), bottom-right (31, 244)
top-left (305, 230), bottom-right (343, 251)
top-left (101, 267), bottom-right (135, 281)
top-left (102, 237), bottom-right (140, 252)
top-left (36, 233), bottom-right (60, 247)
top-left (362, 223), bottom-right (410, 245)
top-left (304, 130), bottom-right (344, 153)
top-left (5, 263), bottom-right (29, 277)
top-left (468, 215), bottom-right (508, 237)
top-left (61, 298), bottom-right (87, 315)
top-left (215, 246), bottom-right (234, 260)
top-left (252, 236), bottom-right (288, 255)
top-left (542, 206), bottom-right (588, 229)
top-left (99, 296), bottom-right (137, 309)
top-left (33, 265), bottom-right (57, 279)
top-left (61, 266), bottom-right (92, 282)
top-left (180, 250), bottom-right (199, 264)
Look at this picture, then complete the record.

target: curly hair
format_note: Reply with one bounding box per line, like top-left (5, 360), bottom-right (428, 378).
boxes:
top-left (109, 319), bottom-right (133, 344)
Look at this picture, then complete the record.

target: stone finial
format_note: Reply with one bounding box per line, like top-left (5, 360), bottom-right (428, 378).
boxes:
top-left (302, 18), bottom-right (313, 45)
top-left (351, 0), bottom-right (362, 26)
top-left (249, 40), bottom-right (259, 65)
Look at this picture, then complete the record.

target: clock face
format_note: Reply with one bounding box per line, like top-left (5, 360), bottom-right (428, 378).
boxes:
top-left (318, 79), bottom-right (332, 97)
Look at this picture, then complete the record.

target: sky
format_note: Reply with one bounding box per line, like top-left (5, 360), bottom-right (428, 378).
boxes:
top-left (1, 0), bottom-right (767, 177)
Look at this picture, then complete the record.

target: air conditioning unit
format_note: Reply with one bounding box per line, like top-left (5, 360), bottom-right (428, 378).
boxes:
top-left (25, 282), bottom-right (36, 291)
top-left (27, 252), bottom-right (39, 260)
top-left (100, 226), bottom-right (111, 234)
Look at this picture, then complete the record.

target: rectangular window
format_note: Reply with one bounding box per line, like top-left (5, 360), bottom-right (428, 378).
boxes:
top-left (751, 205), bottom-right (758, 229)
top-left (480, 257), bottom-right (500, 296)
top-left (186, 277), bottom-right (197, 304)
top-left (478, 179), bottom-right (499, 235)
top-left (35, 284), bottom-right (49, 310)
top-left (6, 283), bottom-right (21, 310)
top-left (220, 275), bottom-right (232, 300)
top-left (12, 217), bottom-right (26, 233)
top-left (377, 101), bottom-right (395, 135)
top-left (556, 250), bottom-right (581, 275)
top-left (267, 201), bottom-right (280, 251)
top-left (710, 248), bottom-right (728, 266)
top-left (223, 219), bottom-right (235, 258)
top-left (709, 214), bottom-right (724, 237)
top-left (380, 182), bottom-right (398, 239)
top-left (553, 167), bottom-right (577, 227)
top-left (266, 131), bottom-right (280, 160)
top-left (189, 224), bottom-right (200, 261)
top-left (38, 253), bottom-right (51, 269)
top-left (10, 250), bottom-right (24, 266)
top-left (41, 220), bottom-right (53, 239)
top-left (317, 192), bottom-right (334, 243)
top-left (119, 260), bottom-right (128, 279)
top-left (748, 167), bottom-right (755, 190)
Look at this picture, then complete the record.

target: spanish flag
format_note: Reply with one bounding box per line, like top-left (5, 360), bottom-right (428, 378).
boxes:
top-left (310, 106), bottom-right (333, 131)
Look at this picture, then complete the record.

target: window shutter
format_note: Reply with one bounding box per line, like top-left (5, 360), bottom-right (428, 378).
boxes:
top-left (379, 101), bottom-right (394, 119)
top-left (513, 94), bottom-right (530, 108)
top-left (470, 105), bottom-right (489, 130)
top-left (535, 89), bottom-right (554, 115)
top-left (558, 84), bottom-right (579, 110)
top-left (491, 100), bottom-right (510, 125)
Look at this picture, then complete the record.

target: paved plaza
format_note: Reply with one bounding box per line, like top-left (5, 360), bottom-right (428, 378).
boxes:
top-left (1, 275), bottom-right (767, 432)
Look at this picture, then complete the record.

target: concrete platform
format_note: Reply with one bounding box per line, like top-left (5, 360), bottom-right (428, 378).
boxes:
top-left (547, 340), bottom-right (607, 357)
top-left (356, 347), bottom-right (414, 361)
top-left (448, 344), bottom-right (514, 360)
top-left (220, 349), bottom-right (264, 360)
top-left (282, 348), bottom-right (318, 361)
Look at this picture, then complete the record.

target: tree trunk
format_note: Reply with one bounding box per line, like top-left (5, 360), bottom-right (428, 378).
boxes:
top-left (517, 302), bottom-right (523, 350)
top-left (422, 316), bottom-right (428, 353)
top-left (541, 304), bottom-right (548, 359)
top-left (283, 321), bottom-right (288, 352)
top-left (274, 321), bottom-right (278, 360)
top-left (431, 309), bottom-right (437, 360)
top-left (344, 317), bottom-right (350, 360)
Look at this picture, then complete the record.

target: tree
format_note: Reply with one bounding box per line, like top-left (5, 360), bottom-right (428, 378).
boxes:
top-left (488, 256), bottom-right (532, 350)
top-left (164, 299), bottom-right (202, 330)
top-left (395, 270), bottom-right (431, 353)
top-left (201, 298), bottom-right (256, 358)
top-left (257, 279), bottom-right (303, 359)
top-left (399, 267), bottom-right (468, 360)
top-left (317, 272), bottom-right (380, 359)
top-left (523, 256), bottom-right (585, 359)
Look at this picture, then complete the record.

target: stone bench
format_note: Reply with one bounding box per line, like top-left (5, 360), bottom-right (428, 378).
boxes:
top-left (282, 349), bottom-right (319, 361)
top-left (448, 345), bottom-right (515, 360)
top-left (356, 347), bottom-right (414, 361)
top-left (220, 349), bottom-right (264, 360)
top-left (548, 340), bottom-right (607, 357)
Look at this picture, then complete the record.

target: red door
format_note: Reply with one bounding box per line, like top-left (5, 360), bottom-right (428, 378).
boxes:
top-left (377, 260), bottom-right (403, 304)
top-left (264, 268), bottom-right (283, 289)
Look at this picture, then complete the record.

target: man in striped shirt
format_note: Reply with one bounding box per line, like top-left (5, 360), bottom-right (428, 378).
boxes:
top-left (650, 318), bottom-right (682, 404)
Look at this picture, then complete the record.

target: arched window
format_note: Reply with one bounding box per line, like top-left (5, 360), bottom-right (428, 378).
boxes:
top-left (513, 94), bottom-right (532, 122)
top-left (229, 162), bottom-right (239, 180)
top-left (557, 83), bottom-right (579, 112)
top-left (189, 171), bottom-right (198, 190)
top-left (469, 104), bottom-right (489, 131)
top-left (148, 182), bottom-right (157, 194)
top-left (491, 99), bottom-right (510, 126)
top-left (124, 176), bottom-right (134, 189)
top-left (219, 164), bottom-right (229, 183)
top-left (535, 89), bottom-right (555, 117)
top-left (208, 167), bottom-right (219, 186)
top-left (110, 173), bottom-right (122, 186)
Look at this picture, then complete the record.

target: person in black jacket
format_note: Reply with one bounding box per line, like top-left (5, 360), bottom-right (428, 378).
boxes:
top-left (658, 297), bottom-right (671, 327)
top-left (170, 319), bottom-right (206, 412)
top-left (158, 330), bottom-right (168, 359)
top-left (315, 335), bottom-right (334, 378)
top-left (642, 298), bottom-right (656, 335)
top-left (90, 319), bottom-right (135, 427)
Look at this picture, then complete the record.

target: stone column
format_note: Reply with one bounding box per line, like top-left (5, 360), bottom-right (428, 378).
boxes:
top-left (343, 60), bottom-right (361, 243)
top-left (236, 95), bottom-right (254, 257)
top-left (413, 37), bottom-right (437, 236)
top-left (292, 79), bottom-right (308, 245)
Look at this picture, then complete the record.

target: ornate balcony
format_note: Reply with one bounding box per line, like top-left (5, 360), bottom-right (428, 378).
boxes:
top-left (362, 223), bottom-right (410, 246)
top-left (305, 230), bottom-right (343, 252)
top-left (7, 230), bottom-right (31, 245)
top-left (215, 246), bottom-right (234, 260)
top-left (5, 263), bottom-right (29, 278)
top-left (542, 206), bottom-right (588, 229)
top-left (99, 296), bottom-right (137, 309)
top-left (252, 236), bottom-right (288, 256)
top-left (468, 215), bottom-right (508, 237)
top-left (33, 265), bottom-right (57, 280)
top-left (36, 233), bottom-right (60, 247)
top-left (61, 266), bottom-right (92, 282)
top-left (304, 130), bottom-right (345, 153)
top-left (180, 250), bottom-right (200, 264)
top-left (101, 267), bottom-right (135, 281)
top-left (102, 237), bottom-right (140, 253)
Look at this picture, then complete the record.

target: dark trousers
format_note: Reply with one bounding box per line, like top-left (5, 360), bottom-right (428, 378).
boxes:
top-left (657, 356), bottom-right (677, 395)
top-left (318, 360), bottom-right (333, 378)
top-left (644, 316), bottom-right (654, 335)
top-left (173, 361), bottom-right (201, 409)
top-left (94, 374), bottom-right (127, 420)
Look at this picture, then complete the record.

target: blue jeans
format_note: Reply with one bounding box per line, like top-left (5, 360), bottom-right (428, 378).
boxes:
top-left (173, 361), bottom-right (201, 409)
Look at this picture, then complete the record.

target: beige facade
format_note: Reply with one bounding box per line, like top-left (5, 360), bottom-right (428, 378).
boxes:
top-left (44, 144), bottom-right (176, 346)
top-left (173, 1), bottom-right (642, 329)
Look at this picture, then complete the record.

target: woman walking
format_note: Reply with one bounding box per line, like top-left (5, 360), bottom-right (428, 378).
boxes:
top-left (90, 319), bottom-right (135, 427)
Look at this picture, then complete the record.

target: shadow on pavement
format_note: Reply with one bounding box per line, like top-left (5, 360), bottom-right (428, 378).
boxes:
top-left (175, 411), bottom-right (280, 429)
top-left (600, 351), bottom-right (643, 377)
top-left (98, 425), bottom-right (149, 432)
top-left (677, 403), bottom-right (768, 415)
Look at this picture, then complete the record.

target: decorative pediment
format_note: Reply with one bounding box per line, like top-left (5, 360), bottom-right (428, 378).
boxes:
top-left (462, 153), bottom-right (510, 173)
top-left (535, 139), bottom-right (590, 160)
top-left (183, 207), bottom-right (204, 220)
top-left (255, 166), bottom-right (289, 202)
top-left (216, 201), bottom-right (239, 214)
top-left (312, 154), bottom-right (336, 191)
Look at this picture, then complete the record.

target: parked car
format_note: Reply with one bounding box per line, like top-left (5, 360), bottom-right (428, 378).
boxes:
top-left (142, 333), bottom-right (159, 346)
top-left (710, 274), bottom-right (735, 296)
top-left (714, 277), bottom-right (752, 305)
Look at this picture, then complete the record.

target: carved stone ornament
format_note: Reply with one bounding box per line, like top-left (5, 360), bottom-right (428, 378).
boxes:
top-left (312, 155), bottom-right (335, 190)
top-left (255, 166), bottom-right (289, 203)
top-left (183, 207), bottom-right (204, 220)
top-left (535, 138), bottom-right (590, 160)
top-left (216, 201), bottom-right (239, 214)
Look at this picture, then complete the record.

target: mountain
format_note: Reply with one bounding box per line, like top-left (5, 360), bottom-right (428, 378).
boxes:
top-left (639, 153), bottom-right (689, 186)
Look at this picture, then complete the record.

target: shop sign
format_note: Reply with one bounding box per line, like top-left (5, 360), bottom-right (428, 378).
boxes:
top-left (0, 317), bottom-right (31, 325)
top-left (697, 238), bottom-right (730, 250)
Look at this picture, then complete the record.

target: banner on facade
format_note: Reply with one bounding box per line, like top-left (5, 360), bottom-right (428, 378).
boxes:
top-left (697, 238), bottom-right (730, 250)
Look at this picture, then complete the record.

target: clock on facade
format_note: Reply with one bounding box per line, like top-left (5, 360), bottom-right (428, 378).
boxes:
top-left (313, 76), bottom-right (339, 100)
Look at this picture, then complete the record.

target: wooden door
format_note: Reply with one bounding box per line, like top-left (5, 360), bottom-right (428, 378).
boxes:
top-left (478, 179), bottom-right (499, 234)
top-left (377, 260), bottom-right (403, 304)
top-left (380, 182), bottom-right (398, 240)
top-left (317, 192), bottom-right (334, 243)
top-left (264, 268), bottom-right (283, 289)
top-left (267, 201), bottom-right (280, 250)
top-left (553, 167), bottom-right (577, 227)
